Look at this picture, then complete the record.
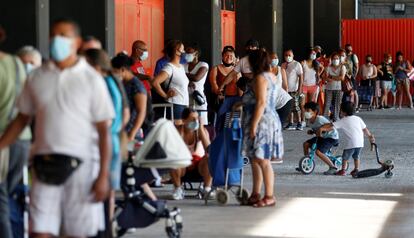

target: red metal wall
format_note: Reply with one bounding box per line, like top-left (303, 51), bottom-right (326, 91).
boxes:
top-left (221, 10), bottom-right (236, 48)
top-left (342, 19), bottom-right (414, 65)
top-left (115, 0), bottom-right (164, 74)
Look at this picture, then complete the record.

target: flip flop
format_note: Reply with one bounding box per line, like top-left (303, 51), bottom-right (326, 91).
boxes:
top-left (253, 196), bottom-right (276, 208)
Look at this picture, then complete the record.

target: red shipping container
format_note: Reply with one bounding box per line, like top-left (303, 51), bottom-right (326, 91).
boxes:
top-left (342, 19), bottom-right (414, 105)
top-left (115, 0), bottom-right (164, 75)
top-left (342, 19), bottom-right (414, 65)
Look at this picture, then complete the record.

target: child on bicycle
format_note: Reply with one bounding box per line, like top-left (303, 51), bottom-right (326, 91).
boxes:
top-left (318, 102), bottom-right (375, 176)
top-left (301, 102), bottom-right (339, 175)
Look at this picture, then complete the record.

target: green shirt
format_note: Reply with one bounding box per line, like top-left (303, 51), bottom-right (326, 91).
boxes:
top-left (0, 53), bottom-right (31, 140)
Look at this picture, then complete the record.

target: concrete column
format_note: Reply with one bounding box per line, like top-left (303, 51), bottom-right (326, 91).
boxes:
top-left (36, 0), bottom-right (49, 58)
top-left (105, 0), bottom-right (115, 56)
top-left (211, 0), bottom-right (222, 66)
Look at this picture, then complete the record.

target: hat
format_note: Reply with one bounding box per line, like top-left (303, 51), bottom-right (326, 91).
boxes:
top-left (245, 39), bottom-right (260, 48)
top-left (222, 45), bottom-right (235, 54)
top-left (314, 45), bottom-right (322, 51)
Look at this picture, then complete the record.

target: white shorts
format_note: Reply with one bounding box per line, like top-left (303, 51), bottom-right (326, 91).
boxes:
top-left (30, 160), bottom-right (105, 237)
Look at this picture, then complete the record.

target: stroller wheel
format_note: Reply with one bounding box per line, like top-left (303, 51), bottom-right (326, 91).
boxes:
top-left (216, 190), bottom-right (229, 205)
top-left (385, 171), bottom-right (394, 178)
top-left (236, 188), bottom-right (250, 205)
top-left (298, 157), bottom-right (315, 175)
top-left (243, 157), bottom-right (250, 166)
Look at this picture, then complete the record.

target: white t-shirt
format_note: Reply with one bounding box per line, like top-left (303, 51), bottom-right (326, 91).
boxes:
top-left (17, 58), bottom-right (115, 161)
top-left (326, 65), bottom-right (346, 91)
top-left (302, 61), bottom-right (317, 86)
top-left (185, 61), bottom-right (209, 110)
top-left (234, 56), bottom-right (252, 74)
top-left (283, 61), bottom-right (303, 92)
top-left (162, 63), bottom-right (190, 106)
top-left (333, 115), bottom-right (367, 149)
top-left (274, 67), bottom-right (292, 109)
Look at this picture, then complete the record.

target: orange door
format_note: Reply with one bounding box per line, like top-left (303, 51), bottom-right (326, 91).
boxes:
top-left (221, 10), bottom-right (236, 48)
top-left (115, 0), bottom-right (164, 74)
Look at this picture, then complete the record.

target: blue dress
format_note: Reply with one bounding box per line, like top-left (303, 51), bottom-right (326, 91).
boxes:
top-left (242, 72), bottom-right (284, 159)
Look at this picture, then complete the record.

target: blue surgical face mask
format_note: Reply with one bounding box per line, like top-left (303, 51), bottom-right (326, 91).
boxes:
top-left (140, 51), bottom-right (149, 61)
top-left (186, 121), bottom-right (199, 131)
top-left (271, 58), bottom-right (279, 67)
top-left (50, 35), bottom-right (73, 62)
top-left (185, 53), bottom-right (195, 63)
top-left (24, 63), bottom-right (34, 73)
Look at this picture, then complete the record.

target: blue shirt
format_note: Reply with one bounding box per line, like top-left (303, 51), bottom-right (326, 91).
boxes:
top-left (123, 77), bottom-right (147, 134)
top-left (104, 76), bottom-right (123, 154)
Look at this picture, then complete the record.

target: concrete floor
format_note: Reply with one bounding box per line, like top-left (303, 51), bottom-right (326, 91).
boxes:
top-left (124, 109), bottom-right (414, 238)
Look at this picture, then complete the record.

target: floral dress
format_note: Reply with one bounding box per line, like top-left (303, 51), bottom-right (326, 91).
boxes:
top-left (242, 72), bottom-right (284, 159)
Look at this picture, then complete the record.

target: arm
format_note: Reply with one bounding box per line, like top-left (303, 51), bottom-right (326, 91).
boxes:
top-left (281, 68), bottom-right (288, 91)
top-left (298, 73), bottom-right (304, 94)
top-left (128, 93), bottom-right (147, 141)
top-left (405, 61), bottom-right (413, 72)
top-left (363, 128), bottom-right (375, 143)
top-left (219, 70), bottom-right (238, 91)
top-left (0, 113), bottom-right (31, 150)
top-left (198, 123), bottom-right (211, 151)
top-left (134, 72), bottom-right (152, 81)
top-left (317, 123), bottom-right (334, 137)
top-left (372, 66), bottom-right (378, 78)
top-left (332, 66), bottom-right (346, 81)
top-left (376, 65), bottom-right (384, 76)
top-left (209, 66), bottom-right (220, 94)
top-left (92, 120), bottom-right (112, 201)
top-left (318, 64), bottom-right (325, 77)
top-left (187, 66), bottom-right (208, 82)
top-left (151, 71), bottom-right (171, 99)
top-left (250, 75), bottom-right (268, 139)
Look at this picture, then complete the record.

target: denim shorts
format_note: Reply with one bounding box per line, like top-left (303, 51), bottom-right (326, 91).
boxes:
top-left (306, 137), bottom-right (338, 154)
top-left (342, 148), bottom-right (362, 160)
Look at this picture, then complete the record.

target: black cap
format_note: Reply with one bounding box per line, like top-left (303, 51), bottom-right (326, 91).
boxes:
top-left (222, 45), bottom-right (235, 54)
top-left (245, 39), bottom-right (260, 48)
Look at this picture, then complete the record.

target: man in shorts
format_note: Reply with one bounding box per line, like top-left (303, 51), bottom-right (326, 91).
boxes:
top-left (282, 49), bottom-right (304, 131)
top-left (0, 19), bottom-right (114, 238)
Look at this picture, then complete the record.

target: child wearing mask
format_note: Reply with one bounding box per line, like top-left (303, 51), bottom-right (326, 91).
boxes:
top-left (300, 102), bottom-right (339, 175)
top-left (318, 102), bottom-right (375, 176)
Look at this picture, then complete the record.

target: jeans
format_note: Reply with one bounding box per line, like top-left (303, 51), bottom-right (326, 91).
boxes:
top-left (0, 140), bottom-right (30, 238)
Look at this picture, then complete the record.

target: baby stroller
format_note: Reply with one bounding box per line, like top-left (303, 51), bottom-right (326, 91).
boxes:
top-left (206, 107), bottom-right (250, 205)
top-left (114, 119), bottom-right (192, 238)
top-left (358, 80), bottom-right (374, 110)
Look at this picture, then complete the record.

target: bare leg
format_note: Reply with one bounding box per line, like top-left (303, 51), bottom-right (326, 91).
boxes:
top-left (397, 83), bottom-right (403, 108)
top-left (342, 160), bottom-right (348, 170)
top-left (296, 111), bottom-right (302, 123)
top-left (257, 159), bottom-right (274, 197)
top-left (354, 159), bottom-right (360, 170)
top-left (403, 80), bottom-right (413, 108)
top-left (354, 90), bottom-right (359, 109)
top-left (170, 168), bottom-right (185, 188)
top-left (251, 159), bottom-right (263, 194)
top-left (316, 150), bottom-right (335, 168)
top-left (198, 157), bottom-right (212, 188)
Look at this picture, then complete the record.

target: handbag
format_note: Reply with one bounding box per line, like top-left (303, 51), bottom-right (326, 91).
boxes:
top-left (33, 154), bottom-right (82, 185)
top-left (342, 76), bottom-right (353, 93)
top-left (192, 90), bottom-right (206, 106)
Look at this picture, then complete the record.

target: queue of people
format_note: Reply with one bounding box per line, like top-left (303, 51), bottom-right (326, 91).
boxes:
top-left (0, 17), bottom-right (413, 238)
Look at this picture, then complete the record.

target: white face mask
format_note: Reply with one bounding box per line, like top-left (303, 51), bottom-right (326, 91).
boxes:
top-left (140, 51), bottom-right (149, 61)
top-left (387, 59), bottom-right (392, 64)
top-left (332, 59), bottom-right (340, 66)
top-left (285, 56), bottom-right (293, 63)
top-left (24, 63), bottom-right (35, 73)
top-left (185, 53), bottom-right (195, 63)
top-left (304, 112), bottom-right (314, 120)
top-left (271, 58), bottom-right (279, 67)
top-left (340, 56), bottom-right (346, 63)
top-left (310, 54), bottom-right (317, 60)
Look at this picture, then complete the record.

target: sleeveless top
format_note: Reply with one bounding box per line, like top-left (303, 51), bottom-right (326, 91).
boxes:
top-left (216, 67), bottom-right (238, 96)
top-left (303, 62), bottom-right (317, 86)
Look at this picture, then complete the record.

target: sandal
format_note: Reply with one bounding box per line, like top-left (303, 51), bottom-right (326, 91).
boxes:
top-left (246, 193), bottom-right (261, 206)
top-left (253, 196), bottom-right (276, 208)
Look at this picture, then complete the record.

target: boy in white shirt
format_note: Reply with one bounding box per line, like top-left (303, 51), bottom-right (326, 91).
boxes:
top-left (319, 102), bottom-right (375, 176)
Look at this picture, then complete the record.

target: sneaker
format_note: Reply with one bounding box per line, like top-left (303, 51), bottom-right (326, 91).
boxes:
top-left (171, 187), bottom-right (185, 200)
top-left (350, 169), bottom-right (359, 177)
top-left (203, 188), bottom-right (216, 200)
top-left (271, 158), bottom-right (284, 164)
top-left (301, 121), bottom-right (307, 128)
top-left (336, 169), bottom-right (346, 176)
top-left (323, 167), bottom-right (337, 175)
top-left (285, 123), bottom-right (296, 131)
top-left (296, 123), bottom-right (303, 131)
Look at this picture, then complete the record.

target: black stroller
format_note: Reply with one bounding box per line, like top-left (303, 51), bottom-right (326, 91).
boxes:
top-left (113, 119), bottom-right (192, 238)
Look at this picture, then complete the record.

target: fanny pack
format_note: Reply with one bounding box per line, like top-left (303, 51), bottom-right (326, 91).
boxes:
top-left (33, 154), bottom-right (82, 185)
top-left (192, 90), bottom-right (206, 106)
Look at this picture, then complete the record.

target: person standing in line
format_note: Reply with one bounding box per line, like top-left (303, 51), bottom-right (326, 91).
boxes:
top-left (184, 44), bottom-right (209, 125)
top-left (130, 40), bottom-right (152, 96)
top-left (394, 51), bottom-right (413, 109)
top-left (0, 19), bottom-right (114, 238)
top-left (345, 44), bottom-right (360, 111)
top-left (377, 53), bottom-right (395, 109)
top-left (151, 40), bottom-right (190, 125)
top-left (324, 53), bottom-right (346, 122)
top-left (282, 49), bottom-right (304, 131)
top-left (0, 24), bottom-right (31, 238)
